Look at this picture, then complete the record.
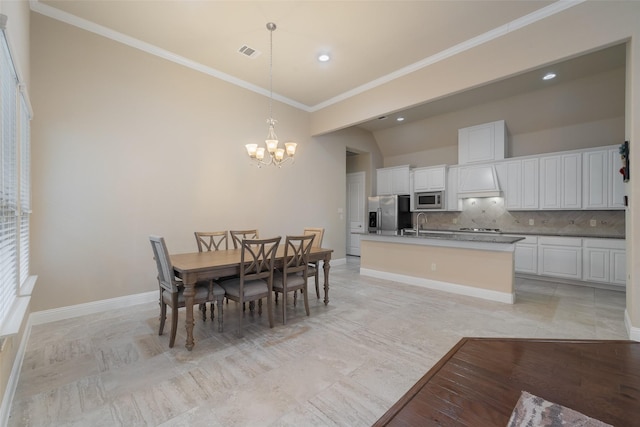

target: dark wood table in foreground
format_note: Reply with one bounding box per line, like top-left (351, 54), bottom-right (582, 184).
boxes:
top-left (373, 338), bottom-right (640, 426)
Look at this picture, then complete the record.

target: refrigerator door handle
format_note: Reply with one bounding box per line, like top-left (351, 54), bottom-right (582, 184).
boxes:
top-left (377, 208), bottom-right (382, 230)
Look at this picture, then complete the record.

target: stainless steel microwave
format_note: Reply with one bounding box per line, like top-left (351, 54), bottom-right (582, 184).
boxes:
top-left (415, 191), bottom-right (444, 209)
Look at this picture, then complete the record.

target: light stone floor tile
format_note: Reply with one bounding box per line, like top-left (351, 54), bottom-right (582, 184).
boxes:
top-left (8, 257), bottom-right (630, 426)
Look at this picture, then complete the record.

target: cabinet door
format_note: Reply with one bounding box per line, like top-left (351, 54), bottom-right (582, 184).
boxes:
top-left (458, 120), bottom-right (506, 164)
top-left (391, 166), bottom-right (410, 194)
top-left (503, 161), bottom-right (522, 209)
top-left (583, 247), bottom-right (609, 283)
top-left (413, 166), bottom-right (446, 192)
top-left (583, 150), bottom-right (608, 209)
top-left (538, 237), bottom-right (582, 279)
top-left (521, 158), bottom-right (539, 209)
top-left (539, 156), bottom-right (562, 209)
top-left (376, 169), bottom-right (392, 195)
top-left (539, 154), bottom-right (581, 209)
top-left (562, 153), bottom-right (582, 209)
top-left (609, 148), bottom-right (625, 208)
top-left (515, 243), bottom-right (538, 274)
top-left (446, 166), bottom-right (460, 211)
top-left (610, 249), bottom-right (626, 286)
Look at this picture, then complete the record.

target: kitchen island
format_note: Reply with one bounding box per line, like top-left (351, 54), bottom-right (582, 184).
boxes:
top-left (360, 231), bottom-right (523, 304)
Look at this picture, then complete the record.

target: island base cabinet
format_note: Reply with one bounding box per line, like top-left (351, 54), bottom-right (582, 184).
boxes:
top-left (537, 237), bottom-right (582, 280)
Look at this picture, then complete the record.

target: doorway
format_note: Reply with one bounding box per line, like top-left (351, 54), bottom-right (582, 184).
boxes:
top-left (346, 171), bottom-right (365, 256)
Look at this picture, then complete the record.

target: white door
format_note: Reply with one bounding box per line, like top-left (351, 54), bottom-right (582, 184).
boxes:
top-left (347, 172), bottom-right (365, 256)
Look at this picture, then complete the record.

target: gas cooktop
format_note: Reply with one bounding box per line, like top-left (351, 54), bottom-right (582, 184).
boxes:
top-left (458, 227), bottom-right (502, 233)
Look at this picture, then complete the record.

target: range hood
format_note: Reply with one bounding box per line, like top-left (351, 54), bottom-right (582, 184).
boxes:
top-left (457, 164), bottom-right (502, 198)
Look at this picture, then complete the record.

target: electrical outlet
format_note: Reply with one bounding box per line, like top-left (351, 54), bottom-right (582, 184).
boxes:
top-left (431, 263), bottom-right (436, 271)
top-left (590, 219), bottom-right (597, 227)
top-left (529, 219), bottom-right (534, 226)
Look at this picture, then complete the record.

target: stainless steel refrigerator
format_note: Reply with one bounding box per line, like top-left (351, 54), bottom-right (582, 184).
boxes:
top-left (368, 195), bottom-right (412, 233)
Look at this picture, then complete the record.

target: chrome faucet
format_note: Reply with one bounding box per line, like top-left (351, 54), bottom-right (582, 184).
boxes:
top-left (415, 212), bottom-right (427, 231)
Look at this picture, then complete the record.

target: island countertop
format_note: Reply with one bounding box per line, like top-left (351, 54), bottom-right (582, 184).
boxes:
top-left (360, 231), bottom-right (524, 252)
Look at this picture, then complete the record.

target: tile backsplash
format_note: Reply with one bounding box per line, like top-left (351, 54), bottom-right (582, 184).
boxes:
top-left (414, 197), bottom-right (625, 238)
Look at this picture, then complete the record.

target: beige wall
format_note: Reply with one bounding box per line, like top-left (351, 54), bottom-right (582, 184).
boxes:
top-left (0, 0), bottom-right (30, 415)
top-left (379, 68), bottom-right (625, 168)
top-left (29, 13), bottom-right (350, 311)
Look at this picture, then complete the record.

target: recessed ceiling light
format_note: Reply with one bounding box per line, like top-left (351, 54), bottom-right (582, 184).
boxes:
top-left (396, 117), bottom-right (405, 122)
top-left (543, 72), bottom-right (556, 80)
top-left (318, 53), bottom-right (330, 62)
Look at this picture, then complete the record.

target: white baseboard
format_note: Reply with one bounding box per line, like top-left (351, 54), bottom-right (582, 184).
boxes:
top-left (360, 268), bottom-right (515, 304)
top-left (625, 309), bottom-right (640, 341)
top-left (30, 290), bottom-right (157, 325)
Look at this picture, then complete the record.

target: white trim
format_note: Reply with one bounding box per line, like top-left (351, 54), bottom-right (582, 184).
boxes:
top-left (30, 290), bottom-right (157, 325)
top-left (19, 275), bottom-right (36, 297)
top-left (0, 314), bottom-right (31, 427)
top-left (360, 267), bottom-right (515, 304)
top-left (0, 296), bottom-right (30, 339)
top-left (29, 0), bottom-right (584, 113)
top-left (625, 309), bottom-right (640, 341)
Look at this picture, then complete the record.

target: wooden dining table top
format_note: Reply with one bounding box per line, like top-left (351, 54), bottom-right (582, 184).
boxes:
top-left (171, 246), bottom-right (333, 273)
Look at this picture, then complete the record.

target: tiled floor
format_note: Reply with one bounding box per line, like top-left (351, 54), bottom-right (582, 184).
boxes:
top-left (9, 257), bottom-right (628, 426)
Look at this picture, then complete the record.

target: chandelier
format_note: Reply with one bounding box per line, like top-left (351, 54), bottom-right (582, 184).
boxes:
top-left (245, 22), bottom-right (296, 168)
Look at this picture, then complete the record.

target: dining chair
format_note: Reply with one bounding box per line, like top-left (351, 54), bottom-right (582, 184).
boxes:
top-left (272, 234), bottom-right (314, 325)
top-left (149, 235), bottom-right (225, 347)
top-left (194, 230), bottom-right (229, 320)
top-left (219, 236), bottom-right (281, 337)
top-left (229, 229), bottom-right (259, 249)
top-left (194, 230), bottom-right (228, 252)
top-left (303, 227), bottom-right (325, 298)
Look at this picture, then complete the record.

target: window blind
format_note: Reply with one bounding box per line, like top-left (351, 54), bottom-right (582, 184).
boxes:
top-left (19, 90), bottom-right (30, 286)
top-left (0, 22), bottom-right (20, 328)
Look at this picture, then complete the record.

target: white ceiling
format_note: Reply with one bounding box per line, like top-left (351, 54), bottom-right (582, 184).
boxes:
top-left (32, 1), bottom-right (624, 136)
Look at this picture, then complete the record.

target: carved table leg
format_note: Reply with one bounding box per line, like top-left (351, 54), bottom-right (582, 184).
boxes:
top-left (323, 257), bottom-right (331, 305)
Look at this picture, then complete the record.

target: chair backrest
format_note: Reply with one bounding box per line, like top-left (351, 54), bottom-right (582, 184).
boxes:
top-left (149, 235), bottom-right (179, 293)
top-left (194, 231), bottom-right (228, 252)
top-left (240, 237), bottom-right (281, 284)
top-left (303, 227), bottom-right (324, 248)
top-left (283, 234), bottom-right (314, 276)
top-left (230, 229), bottom-right (259, 249)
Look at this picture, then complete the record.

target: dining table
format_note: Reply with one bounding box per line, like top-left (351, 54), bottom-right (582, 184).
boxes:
top-left (171, 245), bottom-right (334, 350)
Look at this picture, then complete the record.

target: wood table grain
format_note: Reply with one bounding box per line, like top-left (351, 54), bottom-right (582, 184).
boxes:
top-left (373, 337), bottom-right (640, 426)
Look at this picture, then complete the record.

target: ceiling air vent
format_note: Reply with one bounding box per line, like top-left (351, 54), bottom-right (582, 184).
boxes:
top-left (238, 45), bottom-right (261, 58)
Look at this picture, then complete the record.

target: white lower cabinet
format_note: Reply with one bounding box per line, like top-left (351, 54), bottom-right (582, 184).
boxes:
top-left (538, 236), bottom-right (582, 280)
top-left (583, 238), bottom-right (626, 287)
top-left (511, 235), bottom-right (538, 274)
top-left (513, 234), bottom-right (625, 287)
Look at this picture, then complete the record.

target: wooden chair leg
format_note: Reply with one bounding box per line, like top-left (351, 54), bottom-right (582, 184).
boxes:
top-left (237, 301), bottom-right (244, 338)
top-left (258, 299), bottom-right (262, 315)
top-left (267, 295), bottom-right (274, 328)
top-left (303, 286), bottom-right (310, 316)
top-left (315, 270), bottom-right (320, 299)
top-left (210, 302), bottom-right (215, 321)
top-left (159, 300), bottom-right (167, 335)
top-left (200, 303), bottom-right (206, 321)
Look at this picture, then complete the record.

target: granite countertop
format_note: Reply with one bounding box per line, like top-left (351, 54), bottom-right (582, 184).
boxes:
top-left (414, 228), bottom-right (625, 240)
top-left (367, 230), bottom-right (524, 244)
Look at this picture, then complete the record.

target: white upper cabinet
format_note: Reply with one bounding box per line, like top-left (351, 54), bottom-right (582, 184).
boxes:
top-left (458, 120), bottom-right (507, 164)
top-left (446, 166), bottom-right (461, 211)
top-left (539, 153), bottom-right (581, 209)
top-left (609, 148), bottom-right (626, 208)
top-left (582, 147), bottom-right (625, 210)
top-left (496, 158), bottom-right (539, 210)
top-left (413, 165), bottom-right (446, 192)
top-left (377, 165), bottom-right (410, 195)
